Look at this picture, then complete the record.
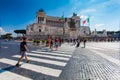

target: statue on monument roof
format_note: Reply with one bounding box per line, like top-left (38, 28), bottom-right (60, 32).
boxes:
top-left (39, 8), bottom-right (44, 12)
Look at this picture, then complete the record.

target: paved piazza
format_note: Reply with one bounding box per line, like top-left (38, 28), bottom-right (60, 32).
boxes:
top-left (0, 41), bottom-right (120, 80)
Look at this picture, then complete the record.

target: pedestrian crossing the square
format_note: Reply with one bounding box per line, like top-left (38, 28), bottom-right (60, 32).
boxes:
top-left (0, 44), bottom-right (76, 80)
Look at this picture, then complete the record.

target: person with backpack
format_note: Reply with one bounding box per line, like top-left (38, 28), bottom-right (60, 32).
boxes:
top-left (16, 37), bottom-right (30, 67)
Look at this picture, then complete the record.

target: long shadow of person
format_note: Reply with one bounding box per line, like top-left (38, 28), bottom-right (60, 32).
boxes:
top-left (0, 66), bottom-right (16, 73)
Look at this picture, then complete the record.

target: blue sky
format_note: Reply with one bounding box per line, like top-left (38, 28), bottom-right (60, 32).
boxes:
top-left (0, 0), bottom-right (120, 36)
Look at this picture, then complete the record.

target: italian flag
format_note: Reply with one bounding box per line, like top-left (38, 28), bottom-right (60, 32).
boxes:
top-left (83, 17), bottom-right (90, 24)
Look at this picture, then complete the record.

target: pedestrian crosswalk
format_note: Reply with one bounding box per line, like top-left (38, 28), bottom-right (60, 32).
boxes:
top-left (0, 44), bottom-right (76, 80)
top-left (13, 55), bottom-right (67, 66)
top-left (0, 58), bottom-right (62, 77)
top-left (26, 52), bottom-right (70, 61)
top-left (31, 51), bottom-right (72, 57)
top-left (0, 69), bottom-right (32, 80)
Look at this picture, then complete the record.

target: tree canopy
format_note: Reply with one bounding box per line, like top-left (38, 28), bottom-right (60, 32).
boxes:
top-left (1, 33), bottom-right (12, 39)
top-left (14, 29), bottom-right (26, 36)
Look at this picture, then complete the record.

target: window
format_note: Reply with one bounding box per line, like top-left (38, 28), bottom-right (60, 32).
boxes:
top-left (39, 29), bottom-right (41, 32)
top-left (38, 17), bottom-right (44, 23)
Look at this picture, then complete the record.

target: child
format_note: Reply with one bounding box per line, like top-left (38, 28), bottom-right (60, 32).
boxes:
top-left (16, 37), bottom-right (29, 67)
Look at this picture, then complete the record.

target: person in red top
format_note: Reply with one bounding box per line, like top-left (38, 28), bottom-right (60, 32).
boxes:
top-left (55, 37), bottom-right (60, 50)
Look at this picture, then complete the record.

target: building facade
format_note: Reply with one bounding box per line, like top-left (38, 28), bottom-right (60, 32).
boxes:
top-left (26, 10), bottom-right (91, 39)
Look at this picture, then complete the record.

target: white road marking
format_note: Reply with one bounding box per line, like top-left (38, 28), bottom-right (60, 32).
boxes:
top-left (13, 55), bottom-right (67, 67)
top-left (2, 46), bottom-right (8, 48)
top-left (31, 51), bottom-right (72, 57)
top-left (0, 58), bottom-right (62, 77)
top-left (52, 51), bottom-right (74, 54)
top-left (0, 71), bottom-right (32, 80)
top-left (26, 52), bottom-right (70, 61)
top-left (36, 49), bottom-right (73, 55)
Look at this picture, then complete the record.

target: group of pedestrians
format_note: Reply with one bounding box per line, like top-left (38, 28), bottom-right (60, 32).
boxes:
top-left (15, 36), bottom-right (62, 67)
top-left (72, 39), bottom-right (87, 48)
top-left (15, 37), bottom-right (86, 67)
top-left (48, 37), bottom-right (61, 51)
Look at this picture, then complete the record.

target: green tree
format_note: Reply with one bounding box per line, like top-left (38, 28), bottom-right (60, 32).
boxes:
top-left (6, 33), bottom-right (12, 39)
top-left (1, 33), bottom-right (12, 39)
top-left (6, 33), bottom-right (12, 37)
top-left (1, 34), bottom-right (7, 39)
top-left (107, 31), bottom-right (115, 35)
top-left (14, 29), bottom-right (26, 37)
top-left (116, 31), bottom-right (120, 33)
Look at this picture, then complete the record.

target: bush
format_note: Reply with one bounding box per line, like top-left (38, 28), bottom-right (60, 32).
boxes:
top-left (33, 40), bottom-right (40, 45)
top-left (33, 40), bottom-right (36, 43)
top-left (36, 40), bottom-right (40, 44)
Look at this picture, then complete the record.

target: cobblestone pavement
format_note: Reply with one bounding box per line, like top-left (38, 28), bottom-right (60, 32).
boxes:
top-left (86, 42), bottom-right (120, 60)
top-left (60, 42), bottom-right (120, 80)
top-left (0, 42), bottom-right (120, 80)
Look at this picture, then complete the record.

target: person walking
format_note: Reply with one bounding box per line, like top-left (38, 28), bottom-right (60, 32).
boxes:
top-left (55, 37), bottom-right (60, 50)
top-left (76, 39), bottom-right (80, 48)
top-left (16, 37), bottom-right (29, 67)
top-left (83, 39), bottom-right (87, 48)
top-left (48, 37), bottom-right (53, 51)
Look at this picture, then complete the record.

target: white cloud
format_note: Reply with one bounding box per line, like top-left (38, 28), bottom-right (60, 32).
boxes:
top-left (77, 0), bottom-right (120, 17)
top-left (90, 24), bottom-right (107, 31)
top-left (68, 0), bottom-right (119, 31)
top-left (0, 27), bottom-right (6, 35)
top-left (80, 15), bottom-right (88, 19)
top-left (94, 24), bottom-right (104, 27)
